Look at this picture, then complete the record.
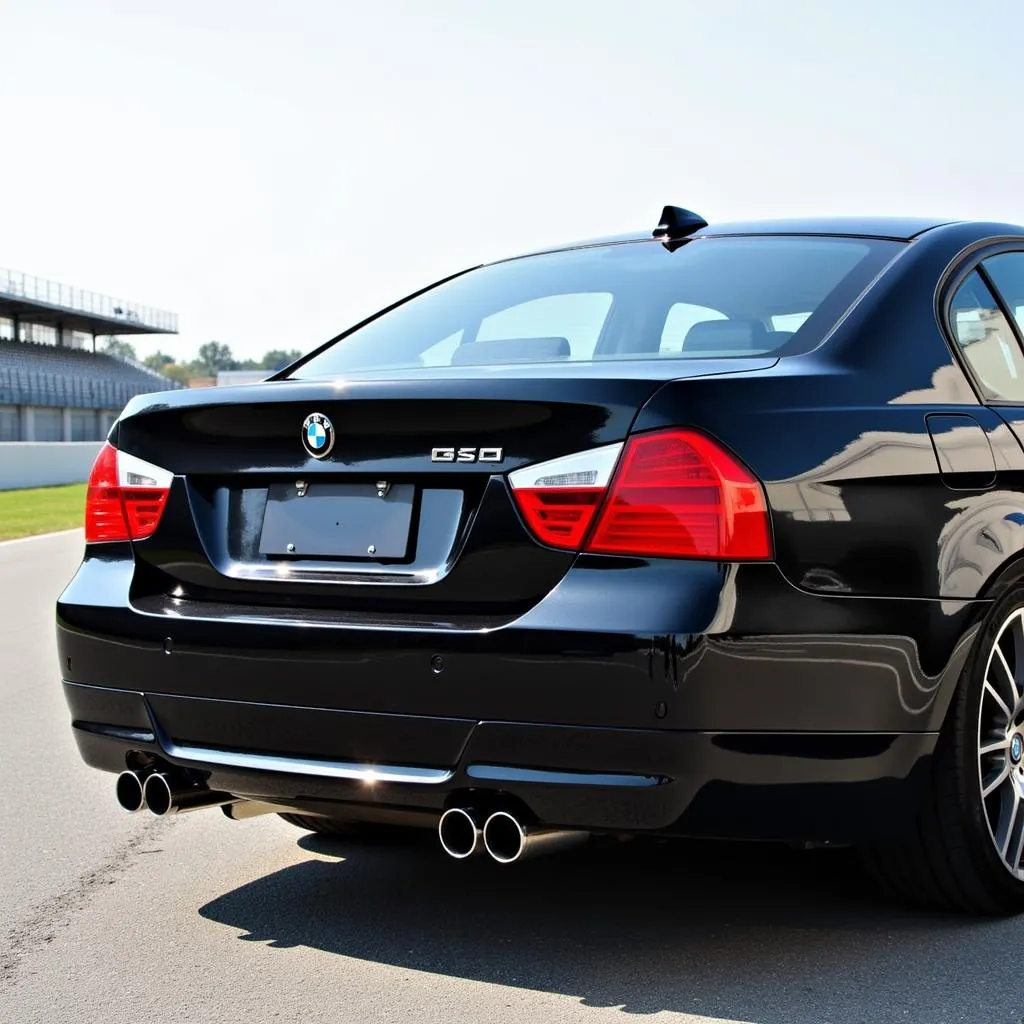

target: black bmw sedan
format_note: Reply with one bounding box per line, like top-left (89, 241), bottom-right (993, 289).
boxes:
top-left (58, 206), bottom-right (1024, 913)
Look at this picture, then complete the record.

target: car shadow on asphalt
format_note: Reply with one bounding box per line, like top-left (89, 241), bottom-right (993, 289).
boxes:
top-left (198, 833), bottom-right (1014, 1022)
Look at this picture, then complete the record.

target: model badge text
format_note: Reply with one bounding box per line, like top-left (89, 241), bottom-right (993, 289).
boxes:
top-left (431, 447), bottom-right (504, 464)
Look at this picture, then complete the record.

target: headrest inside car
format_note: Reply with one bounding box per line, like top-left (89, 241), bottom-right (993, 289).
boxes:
top-left (682, 319), bottom-right (770, 354)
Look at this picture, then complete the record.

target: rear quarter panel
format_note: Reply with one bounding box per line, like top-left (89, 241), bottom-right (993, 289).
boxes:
top-left (632, 228), bottom-right (1024, 603)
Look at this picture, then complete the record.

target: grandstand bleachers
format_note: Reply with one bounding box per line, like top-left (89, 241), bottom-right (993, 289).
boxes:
top-left (0, 267), bottom-right (181, 447)
top-left (0, 339), bottom-right (182, 441)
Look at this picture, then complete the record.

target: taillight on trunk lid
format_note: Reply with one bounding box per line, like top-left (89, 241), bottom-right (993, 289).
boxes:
top-left (85, 442), bottom-right (173, 543)
top-left (509, 428), bottom-right (772, 560)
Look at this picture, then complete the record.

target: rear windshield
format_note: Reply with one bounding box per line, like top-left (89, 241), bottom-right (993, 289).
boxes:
top-left (291, 235), bottom-right (901, 377)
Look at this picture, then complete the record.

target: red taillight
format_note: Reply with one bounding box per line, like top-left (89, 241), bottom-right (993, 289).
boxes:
top-left (509, 442), bottom-right (624, 552)
top-left (506, 487), bottom-right (605, 549)
top-left (85, 442), bottom-right (172, 544)
top-left (587, 430), bottom-right (772, 559)
top-left (509, 429), bottom-right (772, 560)
top-left (85, 443), bottom-right (127, 542)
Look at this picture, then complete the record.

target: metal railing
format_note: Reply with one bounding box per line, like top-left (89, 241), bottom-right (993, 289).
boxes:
top-left (0, 267), bottom-right (178, 333)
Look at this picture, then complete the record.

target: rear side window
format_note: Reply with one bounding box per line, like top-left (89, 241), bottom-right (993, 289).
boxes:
top-left (949, 269), bottom-right (1024, 402)
top-left (291, 236), bottom-right (901, 377)
top-left (983, 252), bottom-right (1024, 334)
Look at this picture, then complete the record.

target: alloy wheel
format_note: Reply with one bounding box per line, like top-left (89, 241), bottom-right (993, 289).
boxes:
top-left (978, 607), bottom-right (1024, 879)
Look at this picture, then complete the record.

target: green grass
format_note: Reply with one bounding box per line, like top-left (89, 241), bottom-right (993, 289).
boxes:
top-left (0, 483), bottom-right (86, 541)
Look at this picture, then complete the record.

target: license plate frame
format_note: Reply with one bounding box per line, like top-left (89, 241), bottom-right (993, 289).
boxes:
top-left (259, 482), bottom-right (415, 560)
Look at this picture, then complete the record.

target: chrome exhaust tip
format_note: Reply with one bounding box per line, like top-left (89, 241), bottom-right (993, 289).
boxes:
top-left (142, 772), bottom-right (237, 817)
top-left (438, 807), bottom-right (483, 859)
top-left (142, 772), bottom-right (175, 817)
top-left (115, 770), bottom-right (146, 813)
top-left (482, 810), bottom-right (588, 864)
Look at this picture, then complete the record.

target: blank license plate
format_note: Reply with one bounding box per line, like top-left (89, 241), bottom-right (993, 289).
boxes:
top-left (259, 482), bottom-right (414, 559)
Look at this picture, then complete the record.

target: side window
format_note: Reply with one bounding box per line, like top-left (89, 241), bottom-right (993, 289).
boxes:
top-left (983, 252), bottom-right (1024, 334)
top-left (475, 292), bottom-right (613, 359)
top-left (949, 270), bottom-right (1024, 401)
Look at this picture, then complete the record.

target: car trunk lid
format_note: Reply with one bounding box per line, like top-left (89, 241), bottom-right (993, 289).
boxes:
top-left (114, 358), bottom-right (776, 616)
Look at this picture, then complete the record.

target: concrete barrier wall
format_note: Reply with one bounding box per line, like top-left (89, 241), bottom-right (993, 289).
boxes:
top-left (0, 442), bottom-right (102, 491)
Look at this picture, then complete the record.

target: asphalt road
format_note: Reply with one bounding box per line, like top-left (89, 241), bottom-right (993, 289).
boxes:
top-left (3, 531), bottom-right (1024, 1024)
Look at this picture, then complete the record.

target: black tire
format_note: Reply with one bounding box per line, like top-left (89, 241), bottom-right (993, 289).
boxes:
top-left (277, 812), bottom-right (416, 841)
top-left (862, 586), bottom-right (1024, 914)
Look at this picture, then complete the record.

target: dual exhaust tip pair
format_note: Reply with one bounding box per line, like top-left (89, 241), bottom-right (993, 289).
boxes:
top-left (116, 769), bottom-right (234, 817)
top-left (438, 807), bottom-right (587, 864)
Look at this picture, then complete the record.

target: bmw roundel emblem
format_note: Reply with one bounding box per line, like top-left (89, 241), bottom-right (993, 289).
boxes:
top-left (301, 412), bottom-right (335, 459)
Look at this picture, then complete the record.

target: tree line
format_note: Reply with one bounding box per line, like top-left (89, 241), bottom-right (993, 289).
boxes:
top-left (104, 339), bottom-right (303, 384)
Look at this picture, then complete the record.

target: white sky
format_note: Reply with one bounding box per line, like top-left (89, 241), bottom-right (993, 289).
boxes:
top-left (2, 0), bottom-right (1023, 361)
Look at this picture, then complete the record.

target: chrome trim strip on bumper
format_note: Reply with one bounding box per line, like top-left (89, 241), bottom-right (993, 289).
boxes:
top-left (161, 741), bottom-right (454, 785)
top-left (465, 764), bottom-right (666, 788)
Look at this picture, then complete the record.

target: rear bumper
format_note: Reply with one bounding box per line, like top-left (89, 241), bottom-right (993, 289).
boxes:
top-left (66, 681), bottom-right (937, 840)
top-left (57, 556), bottom-right (986, 842)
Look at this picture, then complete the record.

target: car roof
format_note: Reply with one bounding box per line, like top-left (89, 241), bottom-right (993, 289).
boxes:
top-left (512, 216), bottom-right (1008, 262)
top-left (693, 216), bottom-right (956, 239)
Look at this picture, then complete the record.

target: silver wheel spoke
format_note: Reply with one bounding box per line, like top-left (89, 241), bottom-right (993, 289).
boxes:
top-left (983, 764), bottom-right (1010, 798)
top-left (993, 644), bottom-right (1021, 710)
top-left (980, 737), bottom-right (1010, 757)
top-left (984, 681), bottom-right (1013, 722)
